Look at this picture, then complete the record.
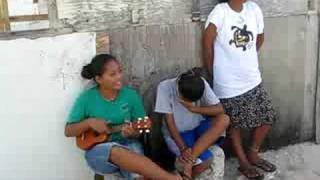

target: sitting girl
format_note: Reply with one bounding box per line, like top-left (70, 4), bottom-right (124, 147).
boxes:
top-left (65, 54), bottom-right (182, 180)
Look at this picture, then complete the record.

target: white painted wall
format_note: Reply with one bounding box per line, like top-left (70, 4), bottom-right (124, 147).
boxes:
top-left (0, 33), bottom-right (96, 180)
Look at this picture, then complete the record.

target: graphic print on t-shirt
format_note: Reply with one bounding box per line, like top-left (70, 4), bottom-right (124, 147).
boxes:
top-left (229, 24), bottom-right (253, 51)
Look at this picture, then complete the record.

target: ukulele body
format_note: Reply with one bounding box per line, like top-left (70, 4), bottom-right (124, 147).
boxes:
top-left (76, 130), bottom-right (109, 150)
top-left (75, 117), bottom-right (152, 150)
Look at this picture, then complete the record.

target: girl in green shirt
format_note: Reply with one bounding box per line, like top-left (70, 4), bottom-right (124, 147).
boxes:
top-left (65, 54), bottom-right (182, 180)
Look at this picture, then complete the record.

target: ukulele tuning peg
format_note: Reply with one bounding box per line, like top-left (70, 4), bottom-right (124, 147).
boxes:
top-left (146, 129), bottom-right (150, 133)
top-left (144, 116), bottom-right (148, 122)
top-left (139, 130), bottom-right (143, 133)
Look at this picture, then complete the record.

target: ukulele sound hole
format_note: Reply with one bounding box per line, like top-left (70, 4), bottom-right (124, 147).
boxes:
top-left (93, 131), bottom-right (100, 137)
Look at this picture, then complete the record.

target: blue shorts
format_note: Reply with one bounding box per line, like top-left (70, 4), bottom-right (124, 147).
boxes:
top-left (166, 118), bottom-right (224, 163)
top-left (181, 120), bottom-right (212, 162)
top-left (85, 140), bottom-right (143, 180)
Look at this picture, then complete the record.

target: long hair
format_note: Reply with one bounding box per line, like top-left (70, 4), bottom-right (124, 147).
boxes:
top-left (81, 54), bottom-right (117, 79)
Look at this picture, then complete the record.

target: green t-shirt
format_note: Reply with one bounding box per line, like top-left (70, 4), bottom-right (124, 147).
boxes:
top-left (67, 86), bottom-right (146, 142)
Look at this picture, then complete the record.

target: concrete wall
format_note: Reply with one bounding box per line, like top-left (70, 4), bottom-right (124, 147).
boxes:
top-left (260, 13), bottom-right (319, 147)
top-left (0, 33), bottom-right (96, 180)
top-left (3, 0), bottom-right (316, 148)
top-left (314, 0), bottom-right (320, 143)
top-left (109, 23), bottom-right (203, 113)
top-left (106, 0), bottom-right (319, 147)
top-left (52, 0), bottom-right (194, 31)
top-left (0, 0), bottom-right (319, 179)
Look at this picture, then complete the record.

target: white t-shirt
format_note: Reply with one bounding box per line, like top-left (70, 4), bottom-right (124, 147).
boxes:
top-left (154, 78), bottom-right (220, 133)
top-left (154, 78), bottom-right (221, 162)
top-left (205, 1), bottom-right (264, 98)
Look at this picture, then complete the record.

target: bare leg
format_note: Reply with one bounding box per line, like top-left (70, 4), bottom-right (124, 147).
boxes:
top-left (247, 124), bottom-right (272, 164)
top-left (109, 146), bottom-right (181, 180)
top-left (229, 128), bottom-right (263, 178)
top-left (191, 114), bottom-right (230, 159)
top-left (246, 125), bottom-right (276, 172)
top-left (229, 128), bottom-right (250, 168)
top-left (192, 159), bottom-right (212, 177)
top-left (176, 114), bottom-right (229, 179)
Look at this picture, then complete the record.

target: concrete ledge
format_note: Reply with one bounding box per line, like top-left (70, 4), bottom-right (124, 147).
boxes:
top-left (195, 145), bottom-right (225, 180)
top-left (96, 145), bottom-right (225, 179)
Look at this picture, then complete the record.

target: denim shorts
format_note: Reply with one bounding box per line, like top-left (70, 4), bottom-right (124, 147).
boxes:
top-left (85, 140), bottom-right (143, 179)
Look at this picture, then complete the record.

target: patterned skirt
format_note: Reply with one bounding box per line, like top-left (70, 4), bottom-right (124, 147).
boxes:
top-left (220, 83), bottom-right (276, 129)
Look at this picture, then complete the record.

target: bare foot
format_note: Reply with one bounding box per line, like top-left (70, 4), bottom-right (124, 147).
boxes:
top-left (192, 159), bottom-right (212, 177)
top-left (175, 157), bottom-right (192, 180)
top-left (247, 149), bottom-right (260, 165)
top-left (238, 165), bottom-right (264, 179)
top-left (247, 149), bottom-right (277, 172)
top-left (183, 161), bottom-right (192, 179)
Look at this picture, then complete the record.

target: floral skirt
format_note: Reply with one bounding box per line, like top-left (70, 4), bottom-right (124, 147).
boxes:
top-left (220, 83), bottom-right (276, 129)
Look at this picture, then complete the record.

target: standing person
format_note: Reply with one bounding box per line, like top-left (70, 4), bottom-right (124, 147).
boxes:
top-left (203, 0), bottom-right (277, 179)
top-left (155, 69), bottom-right (230, 179)
top-left (64, 54), bottom-right (182, 180)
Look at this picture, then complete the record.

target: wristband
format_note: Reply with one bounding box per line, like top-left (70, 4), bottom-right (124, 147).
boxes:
top-left (179, 146), bottom-right (188, 152)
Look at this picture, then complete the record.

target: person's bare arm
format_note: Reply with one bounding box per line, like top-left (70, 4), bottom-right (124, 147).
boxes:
top-left (164, 114), bottom-right (187, 151)
top-left (65, 121), bottom-right (89, 137)
top-left (256, 33), bottom-right (264, 51)
top-left (202, 23), bottom-right (217, 74)
top-left (65, 118), bottom-right (109, 137)
top-left (190, 104), bottom-right (224, 116)
top-left (179, 99), bottom-right (224, 116)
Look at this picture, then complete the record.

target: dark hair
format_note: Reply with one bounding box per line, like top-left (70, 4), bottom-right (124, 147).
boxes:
top-left (177, 70), bottom-right (205, 102)
top-left (218, 0), bottom-right (228, 3)
top-left (81, 54), bottom-right (117, 79)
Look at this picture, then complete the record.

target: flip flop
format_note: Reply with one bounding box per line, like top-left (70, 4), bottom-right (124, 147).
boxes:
top-left (253, 159), bottom-right (277, 173)
top-left (238, 166), bottom-right (264, 180)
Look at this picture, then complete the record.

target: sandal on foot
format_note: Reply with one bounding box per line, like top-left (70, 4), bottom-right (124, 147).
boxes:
top-left (253, 159), bottom-right (277, 173)
top-left (238, 166), bottom-right (264, 180)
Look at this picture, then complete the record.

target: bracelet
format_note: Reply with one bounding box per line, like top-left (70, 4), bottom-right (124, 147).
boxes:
top-left (179, 146), bottom-right (188, 152)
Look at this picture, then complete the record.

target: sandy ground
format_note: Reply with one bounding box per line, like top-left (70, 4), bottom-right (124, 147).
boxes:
top-left (224, 142), bottom-right (320, 180)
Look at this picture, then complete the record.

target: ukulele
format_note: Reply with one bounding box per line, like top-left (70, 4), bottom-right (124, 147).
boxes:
top-left (76, 117), bottom-right (152, 150)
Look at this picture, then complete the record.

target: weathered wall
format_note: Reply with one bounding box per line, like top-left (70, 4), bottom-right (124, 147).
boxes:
top-left (314, 0), bottom-right (320, 143)
top-left (110, 23), bottom-right (202, 112)
top-left (49, 0), bottom-right (310, 31)
top-left (0, 3), bottom-right (319, 180)
top-left (0, 0), bottom-right (318, 180)
top-left (52, 0), bottom-right (193, 31)
top-left (198, 0), bottom-right (309, 21)
top-left (0, 33), bottom-right (96, 180)
top-left (260, 13), bottom-right (319, 147)
top-left (47, 0), bottom-right (319, 147)
top-left (104, 0), bottom-right (318, 147)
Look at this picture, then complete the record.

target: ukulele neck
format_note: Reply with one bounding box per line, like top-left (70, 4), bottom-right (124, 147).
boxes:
top-left (109, 124), bottom-right (128, 134)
